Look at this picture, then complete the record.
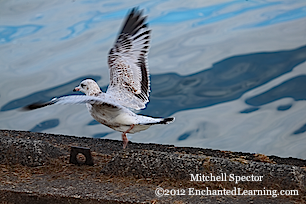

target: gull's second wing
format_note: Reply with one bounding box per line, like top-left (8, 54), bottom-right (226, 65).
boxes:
top-left (23, 95), bottom-right (121, 111)
top-left (107, 8), bottom-right (151, 110)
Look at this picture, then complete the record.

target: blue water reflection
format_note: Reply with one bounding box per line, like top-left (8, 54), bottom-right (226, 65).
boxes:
top-left (249, 5), bottom-right (306, 27)
top-left (144, 45), bottom-right (306, 117)
top-left (293, 124), bottom-right (306, 135)
top-left (195, 1), bottom-right (280, 27)
top-left (62, 10), bottom-right (126, 40)
top-left (0, 25), bottom-right (43, 44)
top-left (30, 119), bottom-right (59, 132)
top-left (246, 75), bottom-right (306, 106)
top-left (1, 0), bottom-right (306, 159)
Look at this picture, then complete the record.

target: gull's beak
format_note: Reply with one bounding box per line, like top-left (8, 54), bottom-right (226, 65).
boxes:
top-left (73, 87), bottom-right (80, 92)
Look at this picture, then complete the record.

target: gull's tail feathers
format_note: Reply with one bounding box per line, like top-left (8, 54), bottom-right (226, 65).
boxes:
top-left (140, 117), bottom-right (175, 125)
top-left (158, 117), bottom-right (175, 124)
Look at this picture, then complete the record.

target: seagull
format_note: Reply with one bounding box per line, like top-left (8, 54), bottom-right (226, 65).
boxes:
top-left (24, 8), bottom-right (174, 149)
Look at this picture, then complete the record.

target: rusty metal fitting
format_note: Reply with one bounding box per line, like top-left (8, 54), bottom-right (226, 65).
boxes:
top-left (69, 146), bottom-right (94, 166)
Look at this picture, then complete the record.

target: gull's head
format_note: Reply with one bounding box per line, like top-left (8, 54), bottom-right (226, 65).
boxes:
top-left (73, 79), bottom-right (101, 96)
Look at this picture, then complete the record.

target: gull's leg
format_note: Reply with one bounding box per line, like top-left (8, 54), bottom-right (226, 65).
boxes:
top-left (122, 124), bottom-right (135, 149)
top-left (122, 133), bottom-right (128, 149)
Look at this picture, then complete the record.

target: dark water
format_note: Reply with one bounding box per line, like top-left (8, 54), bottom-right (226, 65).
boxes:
top-left (1, 0), bottom-right (306, 158)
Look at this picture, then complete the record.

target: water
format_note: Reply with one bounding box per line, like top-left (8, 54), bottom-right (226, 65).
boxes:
top-left (1, 0), bottom-right (306, 159)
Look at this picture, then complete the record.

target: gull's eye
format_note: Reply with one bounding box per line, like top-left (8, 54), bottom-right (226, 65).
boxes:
top-left (81, 84), bottom-right (86, 88)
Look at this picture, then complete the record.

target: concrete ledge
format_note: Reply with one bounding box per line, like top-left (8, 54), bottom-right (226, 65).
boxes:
top-left (0, 136), bottom-right (63, 167)
top-left (101, 150), bottom-right (305, 190)
top-left (0, 129), bottom-right (305, 203)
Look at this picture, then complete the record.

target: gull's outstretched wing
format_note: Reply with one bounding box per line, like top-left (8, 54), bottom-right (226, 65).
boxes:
top-left (107, 8), bottom-right (151, 110)
top-left (23, 95), bottom-right (121, 111)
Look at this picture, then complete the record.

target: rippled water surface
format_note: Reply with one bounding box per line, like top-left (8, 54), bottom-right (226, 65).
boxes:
top-left (1, 0), bottom-right (306, 158)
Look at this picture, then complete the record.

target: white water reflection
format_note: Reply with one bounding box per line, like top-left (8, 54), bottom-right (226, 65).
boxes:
top-left (1, 0), bottom-right (306, 159)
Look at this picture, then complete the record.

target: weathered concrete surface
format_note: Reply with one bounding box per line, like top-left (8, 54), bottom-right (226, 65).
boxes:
top-left (0, 129), bottom-right (305, 203)
top-left (101, 150), bottom-right (305, 191)
top-left (0, 136), bottom-right (63, 167)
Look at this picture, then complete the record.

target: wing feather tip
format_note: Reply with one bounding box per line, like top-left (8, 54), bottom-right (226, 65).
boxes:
top-left (22, 102), bottom-right (49, 111)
